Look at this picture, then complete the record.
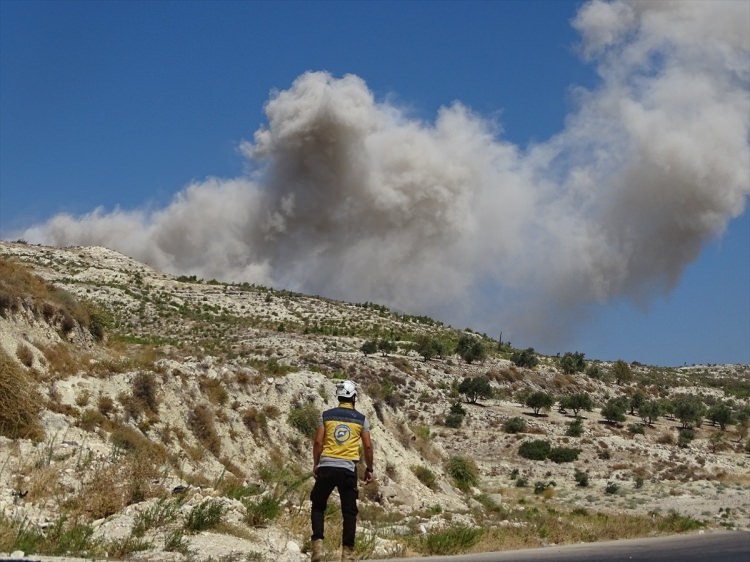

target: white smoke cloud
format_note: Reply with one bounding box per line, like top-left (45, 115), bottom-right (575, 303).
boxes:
top-left (14, 0), bottom-right (750, 350)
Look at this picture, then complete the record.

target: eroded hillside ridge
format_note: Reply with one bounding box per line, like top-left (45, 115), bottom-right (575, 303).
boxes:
top-left (0, 241), bottom-right (748, 562)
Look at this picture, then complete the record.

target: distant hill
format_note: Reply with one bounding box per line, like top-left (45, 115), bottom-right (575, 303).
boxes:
top-left (1, 241), bottom-right (748, 561)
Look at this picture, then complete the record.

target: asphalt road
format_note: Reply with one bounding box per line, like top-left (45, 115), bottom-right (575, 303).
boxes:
top-left (374, 530), bottom-right (750, 562)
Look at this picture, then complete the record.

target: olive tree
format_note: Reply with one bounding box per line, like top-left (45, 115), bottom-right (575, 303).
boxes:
top-left (458, 376), bottom-right (492, 404)
top-left (672, 394), bottom-right (706, 429)
top-left (559, 392), bottom-right (593, 418)
top-left (559, 352), bottom-right (586, 374)
top-left (601, 396), bottom-right (628, 424)
top-left (525, 391), bottom-right (554, 416)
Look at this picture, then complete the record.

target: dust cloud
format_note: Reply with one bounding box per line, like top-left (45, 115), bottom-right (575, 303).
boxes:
top-left (18, 0), bottom-right (750, 349)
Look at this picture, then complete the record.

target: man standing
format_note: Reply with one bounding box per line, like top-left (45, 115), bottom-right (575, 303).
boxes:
top-left (310, 379), bottom-right (374, 562)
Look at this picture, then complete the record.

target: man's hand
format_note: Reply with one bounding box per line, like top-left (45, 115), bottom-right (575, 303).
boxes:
top-left (313, 465), bottom-right (319, 479)
top-left (364, 467), bottom-right (373, 484)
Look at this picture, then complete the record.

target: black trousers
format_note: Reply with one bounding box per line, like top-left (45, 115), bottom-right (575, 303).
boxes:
top-left (310, 466), bottom-right (359, 547)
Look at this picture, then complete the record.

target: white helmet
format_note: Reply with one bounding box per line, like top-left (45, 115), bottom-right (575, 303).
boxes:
top-left (336, 379), bottom-right (358, 399)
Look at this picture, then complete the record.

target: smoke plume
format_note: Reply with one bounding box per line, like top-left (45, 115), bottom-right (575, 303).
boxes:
top-left (18, 0), bottom-right (750, 350)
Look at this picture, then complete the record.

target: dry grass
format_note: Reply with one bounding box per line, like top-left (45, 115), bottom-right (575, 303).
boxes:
top-left (188, 403), bottom-right (222, 456)
top-left (466, 507), bottom-right (703, 554)
top-left (67, 453), bottom-right (165, 519)
top-left (200, 376), bottom-right (228, 405)
top-left (20, 464), bottom-right (66, 505)
top-left (0, 347), bottom-right (45, 441)
top-left (15, 342), bottom-right (34, 367)
top-left (0, 257), bottom-right (55, 314)
top-left (0, 257), bottom-right (98, 335)
top-left (242, 406), bottom-right (269, 439)
top-left (37, 341), bottom-right (90, 377)
top-left (716, 472), bottom-right (750, 486)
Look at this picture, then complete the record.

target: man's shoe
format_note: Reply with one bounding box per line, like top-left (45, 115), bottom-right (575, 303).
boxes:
top-left (311, 539), bottom-right (324, 562)
top-left (341, 545), bottom-right (357, 562)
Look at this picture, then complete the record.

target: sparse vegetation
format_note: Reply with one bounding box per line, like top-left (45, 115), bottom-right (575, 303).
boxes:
top-left (0, 348), bottom-right (45, 441)
top-left (184, 499), bottom-right (225, 532)
top-left (444, 402), bottom-right (467, 428)
top-left (446, 455), bottom-right (480, 491)
top-left (503, 416), bottom-right (528, 434)
top-left (188, 403), bottom-right (221, 456)
top-left (412, 465), bottom-right (438, 489)
top-left (287, 403), bottom-right (321, 437)
top-left (421, 524), bottom-right (483, 555)
top-left (0, 242), bottom-right (745, 561)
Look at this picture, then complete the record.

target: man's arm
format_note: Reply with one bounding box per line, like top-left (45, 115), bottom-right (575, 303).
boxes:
top-left (312, 425), bottom-right (325, 478)
top-left (361, 430), bottom-right (374, 483)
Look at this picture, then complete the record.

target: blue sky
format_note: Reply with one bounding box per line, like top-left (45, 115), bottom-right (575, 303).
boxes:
top-left (1, 0), bottom-right (748, 367)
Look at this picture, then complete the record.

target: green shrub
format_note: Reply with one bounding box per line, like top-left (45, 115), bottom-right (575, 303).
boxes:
top-left (547, 447), bottom-right (581, 463)
top-left (184, 499), bottom-right (225, 532)
top-left (132, 498), bottom-right (181, 537)
top-left (360, 339), bottom-right (378, 356)
top-left (574, 469), bottom-right (589, 487)
top-left (222, 483), bottom-right (262, 500)
top-left (628, 423), bottom-right (646, 435)
top-left (287, 404), bottom-right (321, 438)
top-left (503, 417), bottom-right (527, 434)
top-left (565, 418), bottom-right (584, 437)
top-left (244, 495), bottom-right (281, 526)
top-left (444, 412), bottom-right (464, 428)
top-left (678, 428), bottom-right (695, 448)
top-left (164, 528), bottom-right (188, 553)
top-left (422, 525), bottom-right (483, 555)
top-left (605, 481), bottom-right (619, 494)
top-left (412, 465), bottom-right (437, 489)
top-left (413, 425), bottom-right (431, 440)
top-left (449, 402), bottom-right (466, 416)
top-left (0, 514), bottom-right (99, 556)
top-left (518, 439), bottom-right (551, 460)
top-left (446, 455), bottom-right (479, 491)
top-left (658, 511), bottom-right (705, 532)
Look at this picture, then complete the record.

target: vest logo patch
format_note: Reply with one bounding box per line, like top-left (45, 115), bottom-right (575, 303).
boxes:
top-left (334, 424), bottom-right (351, 444)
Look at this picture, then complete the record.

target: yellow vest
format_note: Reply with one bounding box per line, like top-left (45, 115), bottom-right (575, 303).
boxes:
top-left (321, 403), bottom-right (368, 461)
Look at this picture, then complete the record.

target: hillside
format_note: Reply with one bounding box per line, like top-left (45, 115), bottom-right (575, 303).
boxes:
top-left (0, 240), bottom-right (748, 562)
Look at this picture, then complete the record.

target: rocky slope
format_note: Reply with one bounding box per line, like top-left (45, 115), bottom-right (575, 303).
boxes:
top-left (0, 241), bottom-right (748, 561)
